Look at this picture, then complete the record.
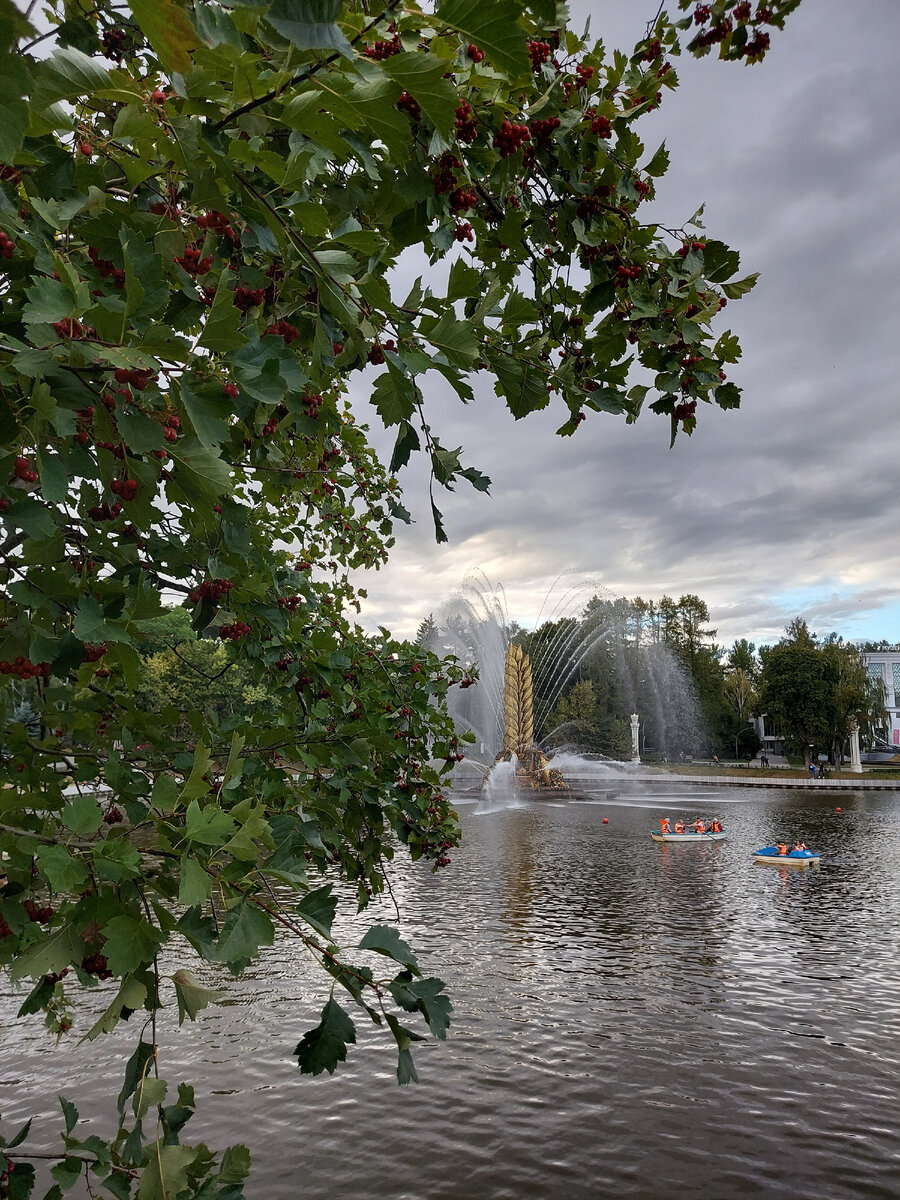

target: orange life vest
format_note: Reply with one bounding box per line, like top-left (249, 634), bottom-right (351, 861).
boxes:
top-left (776, 843), bottom-right (788, 855)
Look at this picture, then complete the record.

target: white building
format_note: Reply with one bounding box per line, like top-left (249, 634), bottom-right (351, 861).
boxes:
top-left (861, 650), bottom-right (900, 751)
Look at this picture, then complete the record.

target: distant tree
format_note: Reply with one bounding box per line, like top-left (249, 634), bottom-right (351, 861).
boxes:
top-left (820, 637), bottom-right (887, 763)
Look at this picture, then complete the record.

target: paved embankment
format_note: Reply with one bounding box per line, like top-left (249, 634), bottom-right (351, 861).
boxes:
top-left (608, 770), bottom-right (900, 791)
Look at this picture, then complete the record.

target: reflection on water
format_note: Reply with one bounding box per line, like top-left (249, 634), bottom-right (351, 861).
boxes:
top-left (3, 787), bottom-right (900, 1199)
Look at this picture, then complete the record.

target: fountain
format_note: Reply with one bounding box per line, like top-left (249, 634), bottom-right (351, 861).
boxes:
top-left (424, 573), bottom-right (708, 791)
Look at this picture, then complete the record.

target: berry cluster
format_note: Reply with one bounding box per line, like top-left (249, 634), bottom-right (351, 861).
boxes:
top-left (467, 43), bottom-right (485, 63)
top-left (234, 286), bottom-right (266, 310)
top-left (527, 40), bottom-right (552, 71)
top-left (397, 91), bottom-right (421, 122)
top-left (302, 392), bottom-right (323, 417)
top-left (694, 4), bottom-right (711, 22)
top-left (454, 222), bottom-right (474, 243)
top-left (695, 17), bottom-right (732, 47)
top-left (83, 643), bottom-right (108, 662)
top-left (188, 578), bottom-right (234, 604)
top-left (222, 381), bottom-right (240, 398)
top-left (454, 101), bottom-right (479, 144)
top-left (367, 338), bottom-right (397, 365)
top-left (642, 38), bottom-right (662, 61)
top-left (673, 399), bottom-right (698, 421)
top-left (449, 187), bottom-right (477, 215)
top-left (590, 114), bottom-right (613, 138)
top-left (363, 35), bottom-right (401, 59)
top-left (614, 261), bottom-right (642, 284)
top-left (678, 240), bottom-right (706, 257)
top-left (23, 899), bottom-right (54, 923)
top-left (277, 596), bottom-right (305, 612)
top-left (0, 657), bottom-right (51, 680)
top-left (12, 455), bottom-right (37, 483)
top-left (88, 500), bottom-right (123, 521)
top-left (432, 152), bottom-right (463, 195)
top-left (275, 654), bottom-right (295, 670)
top-left (81, 953), bottom-right (112, 979)
top-left (88, 246), bottom-right (126, 289)
top-left (635, 179), bottom-right (651, 199)
top-left (493, 119), bottom-right (531, 158)
top-left (0, 165), bottom-right (21, 184)
top-left (162, 413), bottom-right (181, 442)
top-left (263, 320), bottom-right (300, 344)
top-left (53, 318), bottom-right (92, 339)
top-left (744, 32), bottom-right (770, 57)
top-left (103, 805), bottom-right (124, 824)
top-left (219, 621), bottom-right (251, 641)
top-left (101, 26), bottom-right (127, 59)
top-left (114, 366), bottom-right (156, 389)
top-left (110, 478), bottom-right (138, 501)
top-left (195, 209), bottom-right (241, 241)
top-left (529, 116), bottom-right (560, 145)
top-left (0, 229), bottom-right (14, 260)
top-left (734, 1), bottom-right (751, 17)
top-left (174, 245), bottom-right (213, 276)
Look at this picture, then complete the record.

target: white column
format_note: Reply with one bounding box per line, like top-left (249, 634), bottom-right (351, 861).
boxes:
top-left (630, 713), bottom-right (640, 763)
top-left (848, 722), bottom-right (862, 773)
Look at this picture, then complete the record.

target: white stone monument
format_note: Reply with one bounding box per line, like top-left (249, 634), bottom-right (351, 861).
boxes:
top-left (848, 721), bottom-right (863, 773)
top-left (630, 713), bottom-right (640, 763)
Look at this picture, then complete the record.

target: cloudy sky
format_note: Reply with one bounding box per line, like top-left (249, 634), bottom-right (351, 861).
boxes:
top-left (349, 0), bottom-right (900, 650)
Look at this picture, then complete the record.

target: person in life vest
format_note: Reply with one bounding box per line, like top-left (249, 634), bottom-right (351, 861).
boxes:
top-left (710, 819), bottom-right (723, 833)
top-left (693, 819), bottom-right (706, 833)
top-left (659, 818), bottom-right (670, 834)
top-left (776, 842), bottom-right (789, 856)
top-left (793, 841), bottom-right (807, 852)
top-left (674, 821), bottom-right (685, 834)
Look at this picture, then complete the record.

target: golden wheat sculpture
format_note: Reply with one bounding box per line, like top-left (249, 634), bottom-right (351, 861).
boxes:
top-left (503, 643), bottom-right (534, 757)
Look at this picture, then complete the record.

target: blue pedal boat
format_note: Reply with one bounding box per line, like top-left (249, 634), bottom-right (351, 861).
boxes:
top-left (753, 845), bottom-right (820, 865)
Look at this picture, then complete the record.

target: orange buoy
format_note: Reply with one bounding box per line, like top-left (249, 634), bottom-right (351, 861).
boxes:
top-left (835, 806), bottom-right (842, 813)
top-left (602, 817), bottom-right (609, 824)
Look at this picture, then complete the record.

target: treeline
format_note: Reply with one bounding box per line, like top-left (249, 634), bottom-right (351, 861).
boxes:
top-left (418, 597), bottom-right (887, 765)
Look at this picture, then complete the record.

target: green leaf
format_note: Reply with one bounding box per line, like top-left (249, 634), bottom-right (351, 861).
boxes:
top-left (9, 923), bottom-right (82, 981)
top-left (85, 974), bottom-right (148, 1039)
top-left (295, 884), bottom-right (337, 940)
top-left (701, 239), bottom-right (740, 283)
top-left (129, 0), bottom-right (198, 74)
top-left (178, 379), bottom-right (229, 449)
top-left (35, 844), bottom-right (90, 892)
top-left (418, 311), bottom-right (479, 369)
top-left (266, 0), bottom-right (353, 58)
top-left (0, 56), bottom-right (30, 161)
top-left (177, 854), bottom-right (211, 904)
top-left (294, 997), bottom-right (356, 1075)
top-left (134, 1076), bottom-right (167, 1121)
top-left (212, 899), bottom-right (275, 967)
top-left (184, 799), bottom-right (237, 847)
top-left (644, 141), bottom-right (670, 178)
top-left (171, 968), bottom-right (225, 1024)
top-left (198, 283), bottom-right (248, 353)
top-left (721, 272), bottom-right (759, 299)
top-left (369, 370), bottom-right (417, 427)
top-left (359, 924), bottom-right (419, 973)
top-left (101, 914), bottom-right (166, 974)
top-left (117, 1039), bottom-right (156, 1117)
top-left (436, 0), bottom-right (529, 76)
top-left (136, 1143), bottom-right (197, 1200)
top-left (490, 353), bottom-right (549, 419)
top-left (175, 906), bottom-right (218, 960)
top-left (176, 742), bottom-right (213, 804)
top-left (61, 794), bottom-right (104, 836)
top-left (388, 973), bottom-right (452, 1038)
top-left (380, 53), bottom-right (458, 140)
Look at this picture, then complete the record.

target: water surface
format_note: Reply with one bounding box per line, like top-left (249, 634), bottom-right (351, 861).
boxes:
top-left (3, 784), bottom-right (899, 1198)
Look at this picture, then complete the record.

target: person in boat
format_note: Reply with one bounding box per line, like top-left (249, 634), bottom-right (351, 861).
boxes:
top-left (673, 820), bottom-right (685, 834)
top-left (776, 842), bottom-right (789, 856)
top-left (659, 818), bottom-right (670, 834)
top-left (692, 819), bottom-right (706, 833)
top-left (793, 841), bottom-right (807, 852)
top-left (710, 818), bottom-right (723, 833)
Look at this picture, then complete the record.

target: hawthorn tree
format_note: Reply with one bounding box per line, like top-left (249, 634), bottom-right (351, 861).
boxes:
top-left (0, 0), bottom-right (799, 1195)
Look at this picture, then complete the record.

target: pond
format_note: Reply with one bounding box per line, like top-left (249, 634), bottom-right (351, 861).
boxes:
top-left (3, 783), bottom-right (900, 1199)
